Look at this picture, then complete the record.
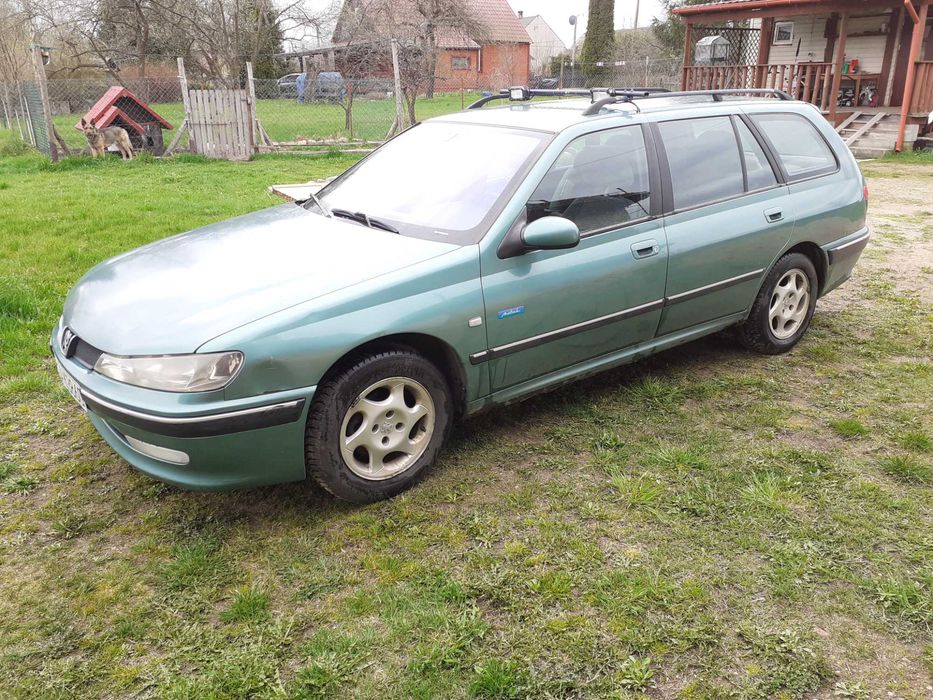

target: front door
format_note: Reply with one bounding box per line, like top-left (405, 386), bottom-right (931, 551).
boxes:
top-left (479, 124), bottom-right (669, 391)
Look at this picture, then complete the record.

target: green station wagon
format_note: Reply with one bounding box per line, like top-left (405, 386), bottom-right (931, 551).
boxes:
top-left (52, 88), bottom-right (870, 502)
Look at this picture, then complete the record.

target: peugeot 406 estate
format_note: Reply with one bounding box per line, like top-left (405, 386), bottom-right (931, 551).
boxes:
top-left (53, 88), bottom-right (870, 502)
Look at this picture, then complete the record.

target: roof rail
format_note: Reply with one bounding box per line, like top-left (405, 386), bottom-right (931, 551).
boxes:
top-left (467, 86), bottom-right (671, 110)
top-left (465, 85), bottom-right (793, 114)
top-left (582, 88), bottom-right (793, 115)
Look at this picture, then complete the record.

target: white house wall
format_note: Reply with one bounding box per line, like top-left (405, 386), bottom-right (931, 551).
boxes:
top-left (767, 12), bottom-right (890, 72)
top-left (523, 16), bottom-right (566, 73)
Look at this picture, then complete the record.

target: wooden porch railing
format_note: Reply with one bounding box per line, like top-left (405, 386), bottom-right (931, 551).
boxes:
top-left (909, 61), bottom-right (933, 113)
top-left (683, 62), bottom-right (835, 111)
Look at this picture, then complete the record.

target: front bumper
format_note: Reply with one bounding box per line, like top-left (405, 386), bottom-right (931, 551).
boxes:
top-left (51, 324), bottom-right (314, 490)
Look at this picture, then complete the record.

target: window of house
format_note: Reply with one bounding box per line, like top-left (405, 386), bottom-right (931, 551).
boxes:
top-left (451, 56), bottom-right (471, 70)
top-left (528, 125), bottom-right (652, 234)
top-left (752, 113), bottom-right (838, 180)
top-left (658, 116), bottom-right (745, 211)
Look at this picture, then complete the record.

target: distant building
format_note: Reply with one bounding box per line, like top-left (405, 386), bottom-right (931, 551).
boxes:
top-left (331, 0), bottom-right (531, 90)
top-left (518, 12), bottom-right (567, 74)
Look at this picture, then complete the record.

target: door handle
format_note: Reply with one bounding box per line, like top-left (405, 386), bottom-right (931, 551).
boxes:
top-left (631, 239), bottom-right (660, 260)
top-left (764, 208), bottom-right (784, 223)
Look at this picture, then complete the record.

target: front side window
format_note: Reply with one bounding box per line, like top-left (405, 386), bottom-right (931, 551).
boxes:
top-left (752, 113), bottom-right (837, 179)
top-left (316, 122), bottom-right (547, 243)
top-left (658, 116), bottom-right (744, 211)
top-left (528, 125), bottom-right (652, 234)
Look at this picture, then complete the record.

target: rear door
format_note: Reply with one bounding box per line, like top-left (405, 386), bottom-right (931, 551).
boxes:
top-left (479, 124), bottom-right (668, 391)
top-left (653, 113), bottom-right (796, 335)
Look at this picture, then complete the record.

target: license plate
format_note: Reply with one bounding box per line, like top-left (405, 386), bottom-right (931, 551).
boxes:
top-left (56, 360), bottom-right (87, 412)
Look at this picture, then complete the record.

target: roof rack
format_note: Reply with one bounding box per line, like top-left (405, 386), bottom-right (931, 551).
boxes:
top-left (467, 86), bottom-right (671, 110)
top-left (467, 86), bottom-right (793, 114)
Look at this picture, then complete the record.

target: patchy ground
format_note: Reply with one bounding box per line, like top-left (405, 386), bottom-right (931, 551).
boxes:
top-left (0, 152), bottom-right (930, 699)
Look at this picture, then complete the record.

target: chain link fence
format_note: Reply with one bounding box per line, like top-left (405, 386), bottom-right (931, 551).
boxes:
top-left (1, 56), bottom-right (687, 158)
top-left (1, 80), bottom-right (49, 154)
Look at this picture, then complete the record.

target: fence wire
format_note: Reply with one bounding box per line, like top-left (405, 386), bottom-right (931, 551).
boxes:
top-left (1, 56), bottom-right (688, 157)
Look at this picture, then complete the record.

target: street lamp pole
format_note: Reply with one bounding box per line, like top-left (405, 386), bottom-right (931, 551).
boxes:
top-left (569, 14), bottom-right (577, 87)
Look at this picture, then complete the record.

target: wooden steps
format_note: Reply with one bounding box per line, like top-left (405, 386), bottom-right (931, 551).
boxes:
top-left (837, 111), bottom-right (920, 158)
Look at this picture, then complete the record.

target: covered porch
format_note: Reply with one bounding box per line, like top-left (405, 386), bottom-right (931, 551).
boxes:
top-left (675, 0), bottom-right (932, 151)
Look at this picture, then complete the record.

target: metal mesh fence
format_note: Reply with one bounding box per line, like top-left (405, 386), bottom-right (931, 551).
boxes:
top-left (1, 81), bottom-right (41, 153)
top-left (1, 56), bottom-right (688, 158)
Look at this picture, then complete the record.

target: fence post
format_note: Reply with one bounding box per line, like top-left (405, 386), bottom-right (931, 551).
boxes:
top-left (245, 61), bottom-right (258, 153)
top-left (31, 46), bottom-right (59, 162)
top-left (391, 38), bottom-right (405, 133)
top-left (178, 57), bottom-right (195, 152)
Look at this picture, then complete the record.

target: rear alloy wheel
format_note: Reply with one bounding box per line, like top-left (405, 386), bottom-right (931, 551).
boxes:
top-left (738, 252), bottom-right (818, 354)
top-left (305, 349), bottom-right (452, 503)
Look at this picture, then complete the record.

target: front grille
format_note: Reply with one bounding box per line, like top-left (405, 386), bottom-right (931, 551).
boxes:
top-left (69, 333), bottom-right (104, 369)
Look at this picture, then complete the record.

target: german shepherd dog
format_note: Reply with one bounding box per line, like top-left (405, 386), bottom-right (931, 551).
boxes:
top-left (80, 118), bottom-right (134, 160)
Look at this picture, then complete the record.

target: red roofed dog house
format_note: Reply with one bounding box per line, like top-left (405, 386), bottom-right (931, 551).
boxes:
top-left (76, 87), bottom-right (173, 155)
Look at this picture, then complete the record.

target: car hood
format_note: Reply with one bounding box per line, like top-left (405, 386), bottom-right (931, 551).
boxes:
top-left (64, 204), bottom-right (459, 355)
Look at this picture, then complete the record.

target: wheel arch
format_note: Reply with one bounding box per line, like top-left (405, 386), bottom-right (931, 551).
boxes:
top-left (781, 241), bottom-right (827, 295)
top-left (317, 333), bottom-right (468, 417)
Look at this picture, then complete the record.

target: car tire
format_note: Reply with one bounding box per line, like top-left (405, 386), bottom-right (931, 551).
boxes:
top-left (737, 252), bottom-right (819, 355)
top-left (305, 348), bottom-right (453, 503)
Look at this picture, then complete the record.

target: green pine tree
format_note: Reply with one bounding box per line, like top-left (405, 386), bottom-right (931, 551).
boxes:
top-left (580, 0), bottom-right (615, 86)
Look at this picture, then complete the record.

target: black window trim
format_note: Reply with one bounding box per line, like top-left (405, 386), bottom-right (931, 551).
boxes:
top-left (746, 110), bottom-right (841, 184)
top-left (650, 114), bottom-right (785, 217)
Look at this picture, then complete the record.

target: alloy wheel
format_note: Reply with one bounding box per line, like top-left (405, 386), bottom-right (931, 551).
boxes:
top-left (339, 377), bottom-right (435, 480)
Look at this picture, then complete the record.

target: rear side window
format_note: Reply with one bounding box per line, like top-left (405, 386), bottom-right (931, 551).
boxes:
top-left (735, 119), bottom-right (777, 191)
top-left (752, 113), bottom-right (837, 179)
top-left (658, 116), bottom-right (744, 210)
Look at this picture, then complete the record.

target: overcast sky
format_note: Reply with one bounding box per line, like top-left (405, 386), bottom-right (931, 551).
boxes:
top-left (507, 0), bottom-right (668, 48)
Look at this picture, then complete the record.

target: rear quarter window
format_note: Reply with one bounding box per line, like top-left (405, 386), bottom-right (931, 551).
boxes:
top-left (751, 113), bottom-right (838, 180)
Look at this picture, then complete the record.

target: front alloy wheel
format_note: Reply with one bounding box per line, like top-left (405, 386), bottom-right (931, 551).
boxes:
top-left (339, 377), bottom-right (435, 480)
top-left (306, 348), bottom-right (452, 503)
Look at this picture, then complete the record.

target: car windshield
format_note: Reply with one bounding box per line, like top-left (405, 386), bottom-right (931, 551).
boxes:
top-left (314, 122), bottom-right (549, 243)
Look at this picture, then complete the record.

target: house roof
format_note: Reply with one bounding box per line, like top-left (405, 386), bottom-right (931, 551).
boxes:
top-left (334, 0), bottom-right (530, 48)
top-left (519, 15), bottom-right (538, 27)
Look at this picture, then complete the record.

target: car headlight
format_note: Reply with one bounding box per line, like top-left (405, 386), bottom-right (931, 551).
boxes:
top-left (94, 352), bottom-right (244, 392)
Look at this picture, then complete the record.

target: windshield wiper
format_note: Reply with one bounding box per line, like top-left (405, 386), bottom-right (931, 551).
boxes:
top-left (301, 190), bottom-right (331, 217)
top-left (330, 208), bottom-right (399, 234)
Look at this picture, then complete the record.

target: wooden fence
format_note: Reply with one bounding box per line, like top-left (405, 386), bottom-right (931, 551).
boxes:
top-left (188, 89), bottom-right (252, 160)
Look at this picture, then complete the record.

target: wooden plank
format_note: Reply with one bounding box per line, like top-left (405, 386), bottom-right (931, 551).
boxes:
top-left (31, 47), bottom-right (59, 161)
top-left (835, 111), bottom-right (862, 133)
top-left (845, 112), bottom-right (886, 145)
top-left (163, 118), bottom-right (188, 156)
top-left (178, 58), bottom-right (195, 153)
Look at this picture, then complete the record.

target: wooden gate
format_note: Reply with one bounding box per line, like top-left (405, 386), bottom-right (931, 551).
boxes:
top-left (187, 89), bottom-right (252, 160)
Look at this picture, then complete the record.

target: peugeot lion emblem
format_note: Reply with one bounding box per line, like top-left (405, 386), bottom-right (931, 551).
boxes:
top-left (61, 327), bottom-right (78, 358)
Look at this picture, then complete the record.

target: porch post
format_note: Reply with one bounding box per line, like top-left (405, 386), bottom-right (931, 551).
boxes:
top-left (757, 17), bottom-right (773, 88)
top-left (828, 11), bottom-right (849, 124)
top-left (897, 0), bottom-right (930, 151)
top-left (682, 21), bottom-right (693, 90)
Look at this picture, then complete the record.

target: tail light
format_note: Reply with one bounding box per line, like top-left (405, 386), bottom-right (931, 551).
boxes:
top-left (863, 184), bottom-right (870, 200)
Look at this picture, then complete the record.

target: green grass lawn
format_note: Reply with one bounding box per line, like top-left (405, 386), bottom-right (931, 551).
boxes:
top-left (0, 151), bottom-right (931, 698)
top-left (50, 92), bottom-right (483, 151)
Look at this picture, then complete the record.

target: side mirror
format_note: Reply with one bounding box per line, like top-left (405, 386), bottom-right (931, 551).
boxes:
top-left (521, 216), bottom-right (580, 251)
